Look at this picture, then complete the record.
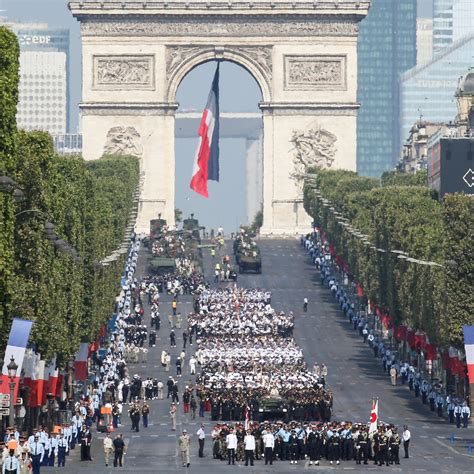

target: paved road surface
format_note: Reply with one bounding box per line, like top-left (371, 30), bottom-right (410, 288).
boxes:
top-left (53, 239), bottom-right (474, 473)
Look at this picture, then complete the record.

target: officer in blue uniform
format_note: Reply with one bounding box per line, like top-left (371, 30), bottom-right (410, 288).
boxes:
top-left (30, 435), bottom-right (45, 474)
top-left (57, 433), bottom-right (69, 467)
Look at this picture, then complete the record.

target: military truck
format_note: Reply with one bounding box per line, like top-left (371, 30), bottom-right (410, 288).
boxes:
top-left (149, 257), bottom-right (176, 275)
top-left (257, 396), bottom-right (288, 422)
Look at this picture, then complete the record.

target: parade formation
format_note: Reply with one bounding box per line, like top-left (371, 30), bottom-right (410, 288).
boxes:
top-left (0, 223), bottom-right (468, 472)
top-left (192, 287), bottom-right (333, 423)
top-left (1, 2), bottom-right (473, 470)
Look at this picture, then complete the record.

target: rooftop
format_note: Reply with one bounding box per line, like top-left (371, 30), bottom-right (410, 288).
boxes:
top-left (69, 0), bottom-right (370, 12)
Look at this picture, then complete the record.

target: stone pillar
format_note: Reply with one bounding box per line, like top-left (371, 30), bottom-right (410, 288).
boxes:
top-left (137, 108), bottom-right (177, 233)
top-left (245, 135), bottom-right (263, 225)
top-left (80, 103), bottom-right (177, 234)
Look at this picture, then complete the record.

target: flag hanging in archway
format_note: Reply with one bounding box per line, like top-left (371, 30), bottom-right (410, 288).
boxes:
top-left (190, 63), bottom-right (220, 197)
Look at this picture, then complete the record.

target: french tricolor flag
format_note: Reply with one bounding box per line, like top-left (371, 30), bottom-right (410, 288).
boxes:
top-left (0, 319), bottom-right (33, 400)
top-left (463, 326), bottom-right (474, 383)
top-left (189, 63), bottom-right (220, 198)
top-left (74, 343), bottom-right (89, 381)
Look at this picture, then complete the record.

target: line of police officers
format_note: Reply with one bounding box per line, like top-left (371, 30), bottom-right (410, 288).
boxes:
top-left (210, 420), bottom-right (403, 467)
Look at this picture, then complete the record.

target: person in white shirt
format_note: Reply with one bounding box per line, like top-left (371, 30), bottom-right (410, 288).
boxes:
top-left (225, 429), bottom-right (237, 465)
top-left (462, 402), bottom-right (471, 428)
top-left (196, 424), bottom-right (205, 458)
top-left (103, 433), bottom-right (113, 467)
top-left (2, 449), bottom-right (20, 474)
top-left (402, 425), bottom-right (411, 459)
top-left (244, 432), bottom-right (256, 467)
top-left (189, 356), bottom-right (197, 375)
top-left (30, 435), bottom-right (45, 473)
top-left (262, 430), bottom-right (275, 465)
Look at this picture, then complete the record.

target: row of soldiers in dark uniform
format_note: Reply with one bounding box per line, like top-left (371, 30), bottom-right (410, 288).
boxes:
top-left (194, 386), bottom-right (333, 422)
top-left (123, 324), bottom-right (148, 347)
top-left (211, 421), bottom-right (403, 466)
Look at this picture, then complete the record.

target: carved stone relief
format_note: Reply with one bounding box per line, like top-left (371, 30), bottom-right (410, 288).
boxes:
top-left (284, 55), bottom-right (346, 90)
top-left (290, 126), bottom-right (337, 184)
top-left (166, 47), bottom-right (205, 78)
top-left (93, 55), bottom-right (155, 90)
top-left (166, 45), bottom-right (272, 83)
top-left (104, 126), bottom-right (143, 157)
top-left (82, 19), bottom-right (358, 37)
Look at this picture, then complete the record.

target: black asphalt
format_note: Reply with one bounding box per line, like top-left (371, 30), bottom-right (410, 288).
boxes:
top-left (53, 238), bottom-right (474, 473)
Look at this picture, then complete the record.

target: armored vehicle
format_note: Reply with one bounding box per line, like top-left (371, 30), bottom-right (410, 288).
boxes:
top-left (149, 257), bottom-right (175, 275)
top-left (239, 252), bottom-right (262, 274)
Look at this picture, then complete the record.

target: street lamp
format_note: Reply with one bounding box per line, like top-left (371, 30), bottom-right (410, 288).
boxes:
top-left (7, 356), bottom-right (18, 428)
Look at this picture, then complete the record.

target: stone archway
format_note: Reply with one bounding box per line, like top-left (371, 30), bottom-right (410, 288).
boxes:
top-left (69, 0), bottom-right (370, 234)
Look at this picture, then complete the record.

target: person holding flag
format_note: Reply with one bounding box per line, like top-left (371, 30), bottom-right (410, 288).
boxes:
top-left (369, 399), bottom-right (379, 435)
top-left (190, 63), bottom-right (220, 197)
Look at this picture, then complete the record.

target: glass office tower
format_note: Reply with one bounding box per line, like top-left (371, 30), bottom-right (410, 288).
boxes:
top-left (433, 0), bottom-right (474, 53)
top-left (357, 0), bottom-right (417, 177)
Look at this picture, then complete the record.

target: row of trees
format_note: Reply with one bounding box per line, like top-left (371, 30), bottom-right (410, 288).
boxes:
top-left (303, 168), bottom-right (473, 349)
top-left (0, 27), bottom-right (140, 366)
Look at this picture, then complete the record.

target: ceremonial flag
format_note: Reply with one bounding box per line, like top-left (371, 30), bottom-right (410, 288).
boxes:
top-left (74, 343), bottom-right (89, 381)
top-left (244, 404), bottom-right (251, 432)
top-left (189, 63), bottom-right (220, 197)
top-left (369, 399), bottom-right (378, 434)
top-left (463, 326), bottom-right (474, 383)
top-left (0, 319), bottom-right (33, 400)
top-left (34, 359), bottom-right (46, 407)
top-left (44, 355), bottom-right (59, 401)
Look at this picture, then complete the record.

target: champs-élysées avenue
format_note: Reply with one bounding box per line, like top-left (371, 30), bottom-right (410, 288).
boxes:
top-left (0, 0), bottom-right (473, 472)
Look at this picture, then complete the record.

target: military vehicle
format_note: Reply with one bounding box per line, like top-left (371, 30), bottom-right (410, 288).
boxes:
top-left (257, 396), bottom-right (288, 422)
top-left (239, 251), bottom-right (262, 274)
top-left (234, 230), bottom-right (261, 272)
top-left (149, 257), bottom-right (175, 275)
top-left (149, 214), bottom-right (167, 242)
top-left (182, 213), bottom-right (202, 241)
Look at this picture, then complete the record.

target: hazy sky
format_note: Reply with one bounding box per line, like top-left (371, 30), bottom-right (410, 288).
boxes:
top-left (1, 0), bottom-right (432, 230)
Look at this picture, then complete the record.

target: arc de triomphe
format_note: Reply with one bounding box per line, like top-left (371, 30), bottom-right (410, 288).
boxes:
top-left (69, 0), bottom-right (370, 234)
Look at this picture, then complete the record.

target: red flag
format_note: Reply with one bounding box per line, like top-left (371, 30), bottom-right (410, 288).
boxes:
top-left (190, 64), bottom-right (220, 197)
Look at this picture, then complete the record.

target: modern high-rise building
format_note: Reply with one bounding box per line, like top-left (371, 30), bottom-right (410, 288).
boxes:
top-left (433, 0), bottom-right (474, 53)
top-left (400, 33), bottom-right (474, 149)
top-left (357, 0), bottom-right (417, 177)
top-left (433, 0), bottom-right (454, 53)
top-left (452, 0), bottom-right (474, 42)
top-left (1, 21), bottom-right (70, 134)
top-left (417, 18), bottom-right (433, 66)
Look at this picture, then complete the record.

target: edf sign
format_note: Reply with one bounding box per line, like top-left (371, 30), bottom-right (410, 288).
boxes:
top-left (18, 35), bottom-right (51, 46)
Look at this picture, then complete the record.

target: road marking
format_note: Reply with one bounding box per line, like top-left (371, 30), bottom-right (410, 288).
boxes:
top-left (419, 435), bottom-right (428, 438)
top-left (433, 437), bottom-right (459, 455)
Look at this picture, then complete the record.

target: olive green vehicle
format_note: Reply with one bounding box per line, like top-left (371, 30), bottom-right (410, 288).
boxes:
top-left (239, 252), bottom-right (262, 274)
top-left (149, 214), bottom-right (167, 242)
top-left (257, 396), bottom-right (288, 421)
top-left (182, 213), bottom-right (202, 241)
top-left (148, 257), bottom-right (176, 275)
